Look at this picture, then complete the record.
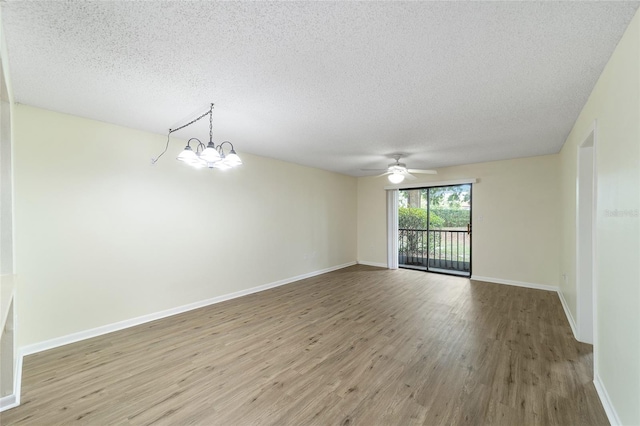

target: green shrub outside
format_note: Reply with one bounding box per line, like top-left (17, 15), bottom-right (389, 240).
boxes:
top-left (398, 207), bottom-right (445, 229)
top-left (398, 207), bottom-right (444, 256)
top-left (429, 208), bottom-right (469, 228)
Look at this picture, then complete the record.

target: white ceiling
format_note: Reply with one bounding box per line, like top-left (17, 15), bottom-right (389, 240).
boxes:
top-left (2, 1), bottom-right (638, 176)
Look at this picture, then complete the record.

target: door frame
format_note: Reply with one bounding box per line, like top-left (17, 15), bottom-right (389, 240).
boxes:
top-left (387, 179), bottom-right (476, 277)
top-left (576, 123), bottom-right (597, 347)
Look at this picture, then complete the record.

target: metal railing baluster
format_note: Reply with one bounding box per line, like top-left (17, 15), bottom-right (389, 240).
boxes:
top-left (398, 228), bottom-right (470, 275)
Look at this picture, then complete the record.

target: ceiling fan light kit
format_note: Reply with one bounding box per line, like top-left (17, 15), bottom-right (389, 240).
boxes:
top-left (388, 171), bottom-right (405, 184)
top-left (152, 103), bottom-right (242, 170)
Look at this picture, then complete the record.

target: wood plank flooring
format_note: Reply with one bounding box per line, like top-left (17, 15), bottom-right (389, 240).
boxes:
top-left (1, 265), bottom-right (608, 425)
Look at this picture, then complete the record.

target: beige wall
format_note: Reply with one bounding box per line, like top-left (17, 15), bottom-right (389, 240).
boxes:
top-left (13, 104), bottom-right (357, 347)
top-left (0, 5), bottom-right (14, 276)
top-left (559, 9), bottom-right (639, 425)
top-left (357, 154), bottom-right (560, 287)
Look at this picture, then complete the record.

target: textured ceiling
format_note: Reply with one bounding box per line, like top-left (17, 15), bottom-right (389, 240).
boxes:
top-left (2, 1), bottom-right (639, 175)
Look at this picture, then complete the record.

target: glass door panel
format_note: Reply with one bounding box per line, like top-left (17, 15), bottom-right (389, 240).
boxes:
top-left (399, 184), bottom-right (472, 277)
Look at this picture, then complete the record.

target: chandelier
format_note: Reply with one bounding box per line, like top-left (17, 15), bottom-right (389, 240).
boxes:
top-left (152, 103), bottom-right (242, 169)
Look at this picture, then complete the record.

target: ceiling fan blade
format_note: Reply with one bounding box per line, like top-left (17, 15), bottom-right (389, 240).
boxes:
top-left (360, 168), bottom-right (388, 172)
top-left (404, 173), bottom-right (417, 180)
top-left (376, 171), bottom-right (392, 177)
top-left (407, 169), bottom-right (437, 175)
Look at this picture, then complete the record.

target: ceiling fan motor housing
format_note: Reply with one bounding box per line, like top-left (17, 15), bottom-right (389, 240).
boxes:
top-left (388, 163), bottom-right (408, 173)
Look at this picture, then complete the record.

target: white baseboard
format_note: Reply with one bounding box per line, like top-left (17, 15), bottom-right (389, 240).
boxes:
top-left (0, 337), bottom-right (23, 412)
top-left (556, 289), bottom-right (578, 340)
top-left (0, 394), bottom-right (18, 411)
top-left (357, 260), bottom-right (388, 268)
top-left (594, 373), bottom-right (621, 425)
top-left (470, 275), bottom-right (559, 292)
top-left (21, 261), bottom-right (357, 357)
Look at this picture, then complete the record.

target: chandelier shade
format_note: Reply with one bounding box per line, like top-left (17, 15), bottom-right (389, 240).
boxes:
top-left (200, 142), bottom-right (222, 163)
top-left (176, 145), bottom-right (199, 163)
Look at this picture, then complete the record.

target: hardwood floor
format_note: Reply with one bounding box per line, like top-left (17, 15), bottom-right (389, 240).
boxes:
top-left (1, 265), bottom-right (608, 425)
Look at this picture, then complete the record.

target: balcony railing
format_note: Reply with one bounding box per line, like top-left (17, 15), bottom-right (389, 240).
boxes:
top-left (399, 228), bottom-right (470, 274)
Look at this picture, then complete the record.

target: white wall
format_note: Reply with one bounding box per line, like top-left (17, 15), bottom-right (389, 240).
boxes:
top-left (559, 9), bottom-right (639, 425)
top-left (357, 154), bottom-right (560, 287)
top-left (13, 104), bottom-right (357, 347)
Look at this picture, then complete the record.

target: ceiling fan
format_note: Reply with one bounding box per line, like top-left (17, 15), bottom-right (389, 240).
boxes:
top-left (362, 155), bottom-right (437, 184)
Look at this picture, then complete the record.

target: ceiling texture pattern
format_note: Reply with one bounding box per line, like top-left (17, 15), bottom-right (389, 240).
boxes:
top-left (2, 1), bottom-right (639, 175)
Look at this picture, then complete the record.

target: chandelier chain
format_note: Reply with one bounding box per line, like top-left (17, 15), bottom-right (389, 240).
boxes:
top-left (169, 109), bottom-right (210, 135)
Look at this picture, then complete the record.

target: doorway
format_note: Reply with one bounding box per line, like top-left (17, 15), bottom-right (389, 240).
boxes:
top-left (577, 131), bottom-right (595, 344)
top-left (398, 184), bottom-right (472, 276)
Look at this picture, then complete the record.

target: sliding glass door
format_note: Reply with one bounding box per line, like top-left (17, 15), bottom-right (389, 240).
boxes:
top-left (398, 184), bottom-right (472, 276)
